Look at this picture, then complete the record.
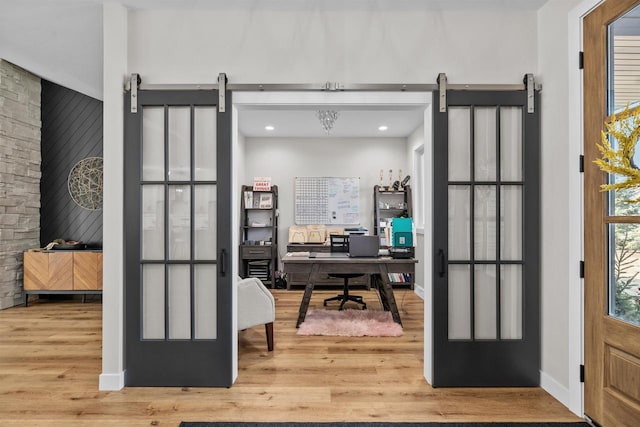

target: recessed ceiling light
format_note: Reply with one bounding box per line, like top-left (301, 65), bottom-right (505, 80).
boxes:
top-left (378, 125), bottom-right (388, 131)
top-left (265, 125), bottom-right (275, 131)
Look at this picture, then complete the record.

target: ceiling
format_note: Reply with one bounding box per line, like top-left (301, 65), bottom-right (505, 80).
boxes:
top-left (0, 0), bottom-right (548, 139)
top-left (238, 105), bottom-right (426, 138)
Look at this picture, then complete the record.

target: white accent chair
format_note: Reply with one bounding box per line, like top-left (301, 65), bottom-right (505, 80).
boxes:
top-left (237, 276), bottom-right (275, 351)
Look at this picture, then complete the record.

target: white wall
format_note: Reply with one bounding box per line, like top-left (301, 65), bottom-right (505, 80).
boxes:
top-left (243, 137), bottom-right (408, 260)
top-left (407, 124), bottom-right (426, 293)
top-left (236, 127), bottom-right (247, 187)
top-left (100, 2), bottom-right (127, 391)
top-left (232, 106), bottom-right (246, 383)
top-left (537, 0), bottom-right (585, 413)
top-left (127, 7), bottom-right (537, 86)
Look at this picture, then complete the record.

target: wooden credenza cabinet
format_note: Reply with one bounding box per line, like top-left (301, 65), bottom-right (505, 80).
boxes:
top-left (23, 250), bottom-right (102, 305)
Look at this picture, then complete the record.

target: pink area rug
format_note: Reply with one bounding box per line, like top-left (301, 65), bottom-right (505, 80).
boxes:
top-left (297, 309), bottom-right (403, 337)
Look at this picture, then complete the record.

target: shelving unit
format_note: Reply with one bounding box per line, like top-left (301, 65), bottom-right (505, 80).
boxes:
top-left (373, 184), bottom-right (412, 247)
top-left (372, 184), bottom-right (414, 289)
top-left (239, 185), bottom-right (278, 287)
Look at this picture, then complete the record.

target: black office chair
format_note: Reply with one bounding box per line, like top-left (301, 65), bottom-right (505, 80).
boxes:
top-left (323, 234), bottom-right (367, 310)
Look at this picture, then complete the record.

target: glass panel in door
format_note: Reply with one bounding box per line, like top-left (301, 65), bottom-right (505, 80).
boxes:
top-left (446, 105), bottom-right (524, 342)
top-left (607, 5), bottom-right (640, 326)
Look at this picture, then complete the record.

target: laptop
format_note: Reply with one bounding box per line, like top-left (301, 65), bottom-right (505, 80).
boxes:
top-left (348, 235), bottom-right (380, 257)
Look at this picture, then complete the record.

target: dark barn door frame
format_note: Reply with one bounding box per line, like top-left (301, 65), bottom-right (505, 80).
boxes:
top-left (432, 84), bottom-right (541, 386)
top-left (123, 75), bottom-right (233, 386)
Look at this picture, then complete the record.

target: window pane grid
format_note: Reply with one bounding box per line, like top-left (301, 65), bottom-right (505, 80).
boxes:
top-left (140, 104), bottom-right (217, 342)
top-left (447, 104), bottom-right (524, 341)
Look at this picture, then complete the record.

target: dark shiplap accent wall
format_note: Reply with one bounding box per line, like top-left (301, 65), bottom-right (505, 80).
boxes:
top-left (40, 80), bottom-right (103, 247)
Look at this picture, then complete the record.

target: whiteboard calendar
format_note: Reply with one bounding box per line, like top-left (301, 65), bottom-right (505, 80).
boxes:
top-left (295, 177), bottom-right (360, 225)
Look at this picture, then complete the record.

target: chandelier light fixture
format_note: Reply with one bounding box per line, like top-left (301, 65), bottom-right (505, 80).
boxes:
top-left (317, 110), bottom-right (339, 134)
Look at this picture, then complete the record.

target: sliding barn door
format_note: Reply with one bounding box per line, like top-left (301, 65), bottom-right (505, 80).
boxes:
top-left (123, 89), bottom-right (233, 386)
top-left (433, 90), bottom-right (540, 386)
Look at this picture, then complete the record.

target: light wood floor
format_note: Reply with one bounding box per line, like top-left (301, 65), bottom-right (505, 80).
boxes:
top-left (0, 289), bottom-right (582, 426)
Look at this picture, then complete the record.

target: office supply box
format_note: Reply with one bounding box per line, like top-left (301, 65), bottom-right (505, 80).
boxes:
top-left (392, 218), bottom-right (413, 247)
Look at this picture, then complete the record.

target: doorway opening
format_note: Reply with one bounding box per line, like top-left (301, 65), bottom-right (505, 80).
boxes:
top-left (232, 91), bottom-right (434, 383)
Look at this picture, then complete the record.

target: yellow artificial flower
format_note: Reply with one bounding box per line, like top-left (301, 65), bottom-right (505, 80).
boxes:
top-left (594, 105), bottom-right (640, 202)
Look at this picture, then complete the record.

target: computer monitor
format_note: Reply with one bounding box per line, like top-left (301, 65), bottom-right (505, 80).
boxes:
top-left (348, 235), bottom-right (380, 257)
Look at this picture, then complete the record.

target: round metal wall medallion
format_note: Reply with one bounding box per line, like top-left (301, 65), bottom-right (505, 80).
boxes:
top-left (68, 157), bottom-right (103, 210)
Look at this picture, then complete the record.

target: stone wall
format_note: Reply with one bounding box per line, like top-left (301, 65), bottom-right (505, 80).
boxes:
top-left (0, 60), bottom-right (41, 309)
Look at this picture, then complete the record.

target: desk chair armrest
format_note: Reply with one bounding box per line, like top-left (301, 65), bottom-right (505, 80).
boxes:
top-left (237, 277), bottom-right (275, 331)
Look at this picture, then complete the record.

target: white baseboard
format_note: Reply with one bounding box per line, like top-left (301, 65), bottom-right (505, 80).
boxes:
top-left (99, 371), bottom-right (125, 391)
top-left (413, 284), bottom-right (425, 300)
top-left (540, 370), bottom-right (570, 410)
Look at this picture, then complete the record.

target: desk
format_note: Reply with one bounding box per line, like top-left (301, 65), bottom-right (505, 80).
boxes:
top-left (286, 243), bottom-right (370, 289)
top-left (282, 253), bottom-right (417, 327)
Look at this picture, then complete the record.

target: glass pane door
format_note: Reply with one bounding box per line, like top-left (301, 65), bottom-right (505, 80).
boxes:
top-left (433, 89), bottom-right (539, 387)
top-left (124, 89), bottom-right (232, 387)
top-left (583, 2), bottom-right (640, 424)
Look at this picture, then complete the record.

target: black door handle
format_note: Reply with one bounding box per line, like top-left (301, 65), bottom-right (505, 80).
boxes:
top-left (438, 249), bottom-right (446, 278)
top-left (220, 249), bottom-right (227, 276)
